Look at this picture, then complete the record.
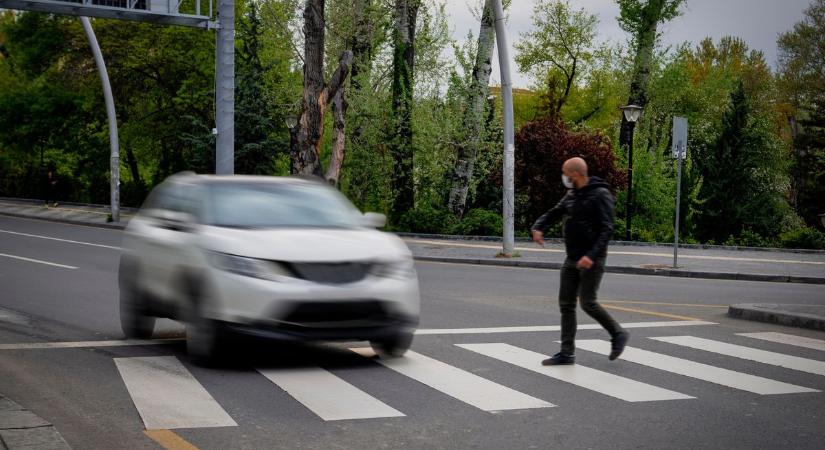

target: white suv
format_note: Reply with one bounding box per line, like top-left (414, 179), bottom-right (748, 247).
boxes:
top-left (119, 173), bottom-right (420, 363)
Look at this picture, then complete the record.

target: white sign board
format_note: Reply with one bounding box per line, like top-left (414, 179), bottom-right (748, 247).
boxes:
top-left (672, 116), bottom-right (688, 159)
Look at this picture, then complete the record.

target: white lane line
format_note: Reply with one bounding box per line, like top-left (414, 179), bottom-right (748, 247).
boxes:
top-left (458, 343), bottom-right (693, 402)
top-left (0, 252), bottom-right (78, 269)
top-left (651, 336), bottom-right (825, 377)
top-left (257, 367), bottom-right (405, 421)
top-left (407, 239), bottom-right (825, 266)
top-left (0, 339), bottom-right (180, 350)
top-left (737, 332), bottom-right (825, 352)
top-left (575, 340), bottom-right (818, 395)
top-left (350, 348), bottom-right (554, 412)
top-left (114, 356), bottom-right (237, 430)
top-left (0, 229), bottom-right (121, 250)
top-left (415, 320), bottom-right (716, 335)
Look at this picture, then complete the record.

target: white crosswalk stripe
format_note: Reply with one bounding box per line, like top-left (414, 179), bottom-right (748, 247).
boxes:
top-left (651, 336), bottom-right (825, 377)
top-left (575, 340), bottom-right (818, 395)
top-left (737, 332), bottom-right (825, 352)
top-left (349, 347), bottom-right (554, 412)
top-left (114, 356), bottom-right (237, 430)
top-left (457, 343), bottom-right (694, 402)
top-left (257, 366), bottom-right (405, 421)
top-left (107, 333), bottom-right (825, 429)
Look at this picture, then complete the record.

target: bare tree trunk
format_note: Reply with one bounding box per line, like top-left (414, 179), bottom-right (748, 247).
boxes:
top-left (292, 0), bottom-right (353, 177)
top-left (390, 0), bottom-right (420, 220)
top-left (447, 0), bottom-right (495, 218)
top-left (789, 115), bottom-right (802, 209)
top-left (326, 89), bottom-right (347, 185)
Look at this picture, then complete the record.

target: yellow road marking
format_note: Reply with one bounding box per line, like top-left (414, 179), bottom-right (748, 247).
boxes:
top-left (407, 239), bottom-right (825, 266)
top-left (144, 430), bottom-right (199, 450)
top-left (601, 304), bottom-right (701, 321)
top-left (602, 300), bottom-right (729, 309)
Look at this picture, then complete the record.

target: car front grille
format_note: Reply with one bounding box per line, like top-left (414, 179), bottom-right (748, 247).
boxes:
top-left (284, 262), bottom-right (370, 284)
top-left (280, 300), bottom-right (389, 325)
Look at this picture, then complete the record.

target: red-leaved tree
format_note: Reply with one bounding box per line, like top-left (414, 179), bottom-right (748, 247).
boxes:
top-left (511, 116), bottom-right (626, 229)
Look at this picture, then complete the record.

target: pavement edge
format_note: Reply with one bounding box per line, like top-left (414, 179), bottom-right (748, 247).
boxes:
top-left (0, 395), bottom-right (70, 450)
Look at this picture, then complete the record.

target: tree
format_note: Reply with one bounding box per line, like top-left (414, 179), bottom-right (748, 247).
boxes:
top-left (694, 80), bottom-right (792, 243)
top-left (446, 0), bottom-right (496, 218)
top-left (390, 0), bottom-right (421, 220)
top-left (515, 0), bottom-right (598, 115)
top-left (778, 0), bottom-right (825, 228)
top-left (292, 0), bottom-right (353, 177)
top-left (510, 116), bottom-right (626, 232)
top-left (234, 1), bottom-right (281, 175)
top-left (616, 0), bottom-right (684, 157)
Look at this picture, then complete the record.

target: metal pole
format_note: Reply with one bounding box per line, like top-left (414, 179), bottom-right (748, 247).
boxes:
top-left (492, 0), bottom-right (514, 256)
top-left (673, 146), bottom-right (683, 268)
top-left (81, 17), bottom-right (119, 223)
top-left (625, 122), bottom-right (634, 241)
top-left (215, 0), bottom-right (234, 175)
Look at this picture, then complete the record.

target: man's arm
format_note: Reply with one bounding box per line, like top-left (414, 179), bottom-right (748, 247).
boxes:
top-left (585, 188), bottom-right (615, 260)
top-left (530, 194), bottom-right (569, 233)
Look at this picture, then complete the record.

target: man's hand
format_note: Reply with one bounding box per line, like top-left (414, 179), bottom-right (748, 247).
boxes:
top-left (576, 256), bottom-right (594, 270)
top-left (531, 230), bottom-right (545, 247)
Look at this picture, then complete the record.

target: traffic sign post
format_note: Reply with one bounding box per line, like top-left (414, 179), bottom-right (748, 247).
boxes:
top-left (672, 117), bottom-right (688, 269)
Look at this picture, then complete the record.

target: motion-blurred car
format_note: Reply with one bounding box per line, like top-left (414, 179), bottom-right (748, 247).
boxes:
top-left (119, 173), bottom-right (420, 363)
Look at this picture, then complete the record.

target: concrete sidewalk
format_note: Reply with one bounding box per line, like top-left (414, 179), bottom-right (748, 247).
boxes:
top-left (0, 395), bottom-right (70, 450)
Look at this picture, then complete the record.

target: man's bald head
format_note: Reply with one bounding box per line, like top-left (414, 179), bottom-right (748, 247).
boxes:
top-left (562, 157), bottom-right (588, 177)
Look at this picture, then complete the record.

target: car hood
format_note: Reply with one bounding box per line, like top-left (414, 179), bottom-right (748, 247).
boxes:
top-left (198, 226), bottom-right (411, 262)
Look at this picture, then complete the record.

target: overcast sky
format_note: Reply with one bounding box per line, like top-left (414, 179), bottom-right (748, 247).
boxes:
top-left (444, 0), bottom-right (812, 89)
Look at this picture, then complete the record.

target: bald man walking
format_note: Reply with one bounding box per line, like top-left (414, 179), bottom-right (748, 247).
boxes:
top-left (531, 157), bottom-right (628, 365)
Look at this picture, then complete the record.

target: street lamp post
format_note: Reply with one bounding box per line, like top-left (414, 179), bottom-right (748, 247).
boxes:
top-left (619, 104), bottom-right (643, 241)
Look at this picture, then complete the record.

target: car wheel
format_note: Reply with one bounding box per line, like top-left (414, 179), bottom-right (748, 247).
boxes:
top-left (184, 280), bottom-right (226, 366)
top-left (119, 275), bottom-right (156, 340)
top-left (370, 330), bottom-right (413, 358)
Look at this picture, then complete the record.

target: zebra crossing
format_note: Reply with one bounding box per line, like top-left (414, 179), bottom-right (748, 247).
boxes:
top-left (106, 331), bottom-right (824, 430)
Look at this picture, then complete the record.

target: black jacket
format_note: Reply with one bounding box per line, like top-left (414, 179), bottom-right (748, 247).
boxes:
top-left (531, 176), bottom-right (615, 261)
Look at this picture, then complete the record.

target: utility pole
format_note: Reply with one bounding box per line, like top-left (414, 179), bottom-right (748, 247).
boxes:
top-left (492, 0), bottom-right (514, 256)
top-left (215, 0), bottom-right (235, 175)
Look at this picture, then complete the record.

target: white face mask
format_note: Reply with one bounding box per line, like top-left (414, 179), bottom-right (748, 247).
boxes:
top-left (562, 174), bottom-right (574, 189)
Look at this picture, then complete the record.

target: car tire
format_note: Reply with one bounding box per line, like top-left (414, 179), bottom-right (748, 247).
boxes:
top-left (184, 279), bottom-right (226, 366)
top-left (119, 263), bottom-right (155, 340)
top-left (370, 330), bottom-right (413, 358)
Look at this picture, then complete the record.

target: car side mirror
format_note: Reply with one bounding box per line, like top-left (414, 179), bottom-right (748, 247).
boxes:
top-left (363, 212), bottom-right (387, 228)
top-left (151, 210), bottom-right (196, 232)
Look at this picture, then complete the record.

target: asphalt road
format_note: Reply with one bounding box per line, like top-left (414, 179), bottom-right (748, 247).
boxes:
top-left (1, 215), bottom-right (824, 449)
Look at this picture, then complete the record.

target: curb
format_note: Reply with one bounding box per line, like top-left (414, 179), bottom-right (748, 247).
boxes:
top-left (728, 304), bottom-right (825, 331)
top-left (396, 232), bottom-right (825, 254)
top-left (0, 211), bottom-right (127, 230)
top-left (0, 395), bottom-right (70, 450)
top-left (412, 256), bottom-right (825, 285)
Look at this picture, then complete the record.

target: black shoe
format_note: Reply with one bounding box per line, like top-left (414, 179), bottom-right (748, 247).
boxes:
top-left (609, 331), bottom-right (629, 361)
top-left (542, 352), bottom-right (575, 366)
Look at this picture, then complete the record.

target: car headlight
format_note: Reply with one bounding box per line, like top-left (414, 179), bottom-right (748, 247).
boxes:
top-left (370, 259), bottom-right (416, 279)
top-left (206, 251), bottom-right (292, 281)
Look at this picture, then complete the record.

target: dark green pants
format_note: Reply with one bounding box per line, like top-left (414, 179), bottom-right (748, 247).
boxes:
top-left (558, 257), bottom-right (622, 355)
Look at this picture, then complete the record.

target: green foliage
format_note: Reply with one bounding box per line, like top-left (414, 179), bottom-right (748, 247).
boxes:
top-left (723, 229), bottom-right (776, 248)
top-left (396, 205), bottom-right (458, 234)
top-left (452, 208), bottom-right (502, 236)
top-left (779, 227), bottom-right (825, 250)
top-left (693, 80), bottom-right (794, 243)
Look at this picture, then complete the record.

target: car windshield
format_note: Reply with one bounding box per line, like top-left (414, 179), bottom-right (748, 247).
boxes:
top-left (207, 181), bottom-right (363, 229)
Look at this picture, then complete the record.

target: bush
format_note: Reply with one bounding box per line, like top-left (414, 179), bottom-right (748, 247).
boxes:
top-left (396, 206), bottom-right (458, 234)
top-left (453, 208), bottom-right (502, 236)
top-left (723, 229), bottom-right (776, 248)
top-left (779, 227), bottom-right (825, 250)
